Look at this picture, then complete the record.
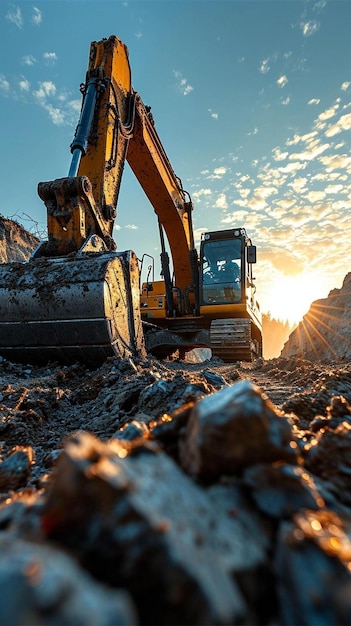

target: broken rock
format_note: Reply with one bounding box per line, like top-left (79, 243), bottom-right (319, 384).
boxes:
top-left (276, 509), bottom-right (351, 625)
top-left (180, 380), bottom-right (299, 481)
top-left (0, 534), bottom-right (137, 625)
top-left (243, 463), bottom-right (325, 518)
top-left (41, 430), bottom-right (247, 626)
top-left (0, 446), bottom-right (34, 492)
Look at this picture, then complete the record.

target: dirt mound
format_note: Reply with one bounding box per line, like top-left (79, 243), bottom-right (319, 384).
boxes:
top-left (0, 216), bottom-right (39, 263)
top-left (281, 272), bottom-right (351, 362)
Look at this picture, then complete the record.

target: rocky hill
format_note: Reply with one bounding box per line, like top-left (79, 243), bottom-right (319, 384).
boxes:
top-left (0, 215), bottom-right (38, 262)
top-left (281, 272), bottom-right (351, 362)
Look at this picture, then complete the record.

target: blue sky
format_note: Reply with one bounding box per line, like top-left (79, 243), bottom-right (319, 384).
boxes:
top-left (1, 0), bottom-right (351, 323)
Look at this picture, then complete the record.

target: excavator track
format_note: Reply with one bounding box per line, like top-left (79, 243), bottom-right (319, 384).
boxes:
top-left (210, 318), bottom-right (256, 362)
top-left (0, 251), bottom-right (145, 365)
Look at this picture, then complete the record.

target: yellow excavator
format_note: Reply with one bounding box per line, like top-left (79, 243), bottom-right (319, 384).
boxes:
top-left (0, 36), bottom-right (262, 364)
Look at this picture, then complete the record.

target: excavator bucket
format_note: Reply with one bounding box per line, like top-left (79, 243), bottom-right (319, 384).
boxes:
top-left (0, 251), bottom-right (145, 365)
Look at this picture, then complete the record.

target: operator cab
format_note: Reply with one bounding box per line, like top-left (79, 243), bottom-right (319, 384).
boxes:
top-left (199, 228), bottom-right (256, 306)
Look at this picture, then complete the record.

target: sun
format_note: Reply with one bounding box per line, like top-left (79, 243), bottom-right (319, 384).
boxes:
top-left (263, 272), bottom-right (328, 325)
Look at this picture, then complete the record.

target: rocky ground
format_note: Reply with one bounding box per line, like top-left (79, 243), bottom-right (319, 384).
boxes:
top-left (1, 216), bottom-right (351, 624)
top-left (0, 351), bottom-right (351, 625)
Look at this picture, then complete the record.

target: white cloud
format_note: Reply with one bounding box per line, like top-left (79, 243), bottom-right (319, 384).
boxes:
top-left (22, 55), bottom-right (36, 67)
top-left (192, 188), bottom-right (212, 203)
top-left (313, 1), bottom-right (326, 11)
top-left (325, 184), bottom-right (344, 194)
top-left (207, 166), bottom-right (227, 179)
top-left (277, 75), bottom-right (288, 88)
top-left (249, 196), bottom-right (268, 211)
top-left (31, 7), bottom-right (42, 25)
top-left (320, 154), bottom-right (351, 171)
top-left (288, 177), bottom-right (308, 193)
top-left (341, 81), bottom-right (351, 91)
top-left (305, 190), bottom-right (326, 203)
top-left (308, 98), bottom-right (320, 105)
top-left (325, 112), bottom-right (351, 137)
top-left (289, 142), bottom-right (329, 161)
top-left (254, 186), bottom-right (278, 199)
top-left (45, 105), bottom-right (65, 125)
top-left (43, 52), bottom-right (58, 65)
top-left (237, 188), bottom-right (250, 199)
top-left (278, 162), bottom-right (307, 174)
top-left (173, 71), bottom-right (193, 96)
top-left (280, 97), bottom-right (290, 106)
top-left (318, 104), bottom-right (339, 121)
top-left (273, 147), bottom-right (288, 161)
top-left (68, 99), bottom-right (82, 113)
top-left (18, 79), bottom-right (30, 91)
top-left (259, 58), bottom-right (270, 74)
top-left (312, 171), bottom-right (345, 182)
top-left (208, 108), bottom-right (218, 119)
top-left (300, 20), bottom-right (320, 36)
top-left (0, 75), bottom-right (10, 93)
top-left (6, 5), bottom-right (23, 28)
top-left (221, 210), bottom-right (248, 224)
top-left (286, 131), bottom-right (317, 146)
top-left (33, 81), bottom-right (56, 100)
top-left (0, 59), bottom-right (82, 128)
top-left (30, 80), bottom-right (67, 125)
top-left (215, 193), bottom-right (228, 210)
top-left (272, 147), bottom-right (289, 161)
top-left (125, 224), bottom-right (138, 230)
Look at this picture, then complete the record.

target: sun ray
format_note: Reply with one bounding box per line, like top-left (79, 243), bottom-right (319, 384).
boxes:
top-left (286, 295), bottom-right (349, 360)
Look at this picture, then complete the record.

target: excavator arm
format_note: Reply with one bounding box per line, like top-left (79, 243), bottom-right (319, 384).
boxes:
top-left (38, 36), bottom-right (195, 297)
